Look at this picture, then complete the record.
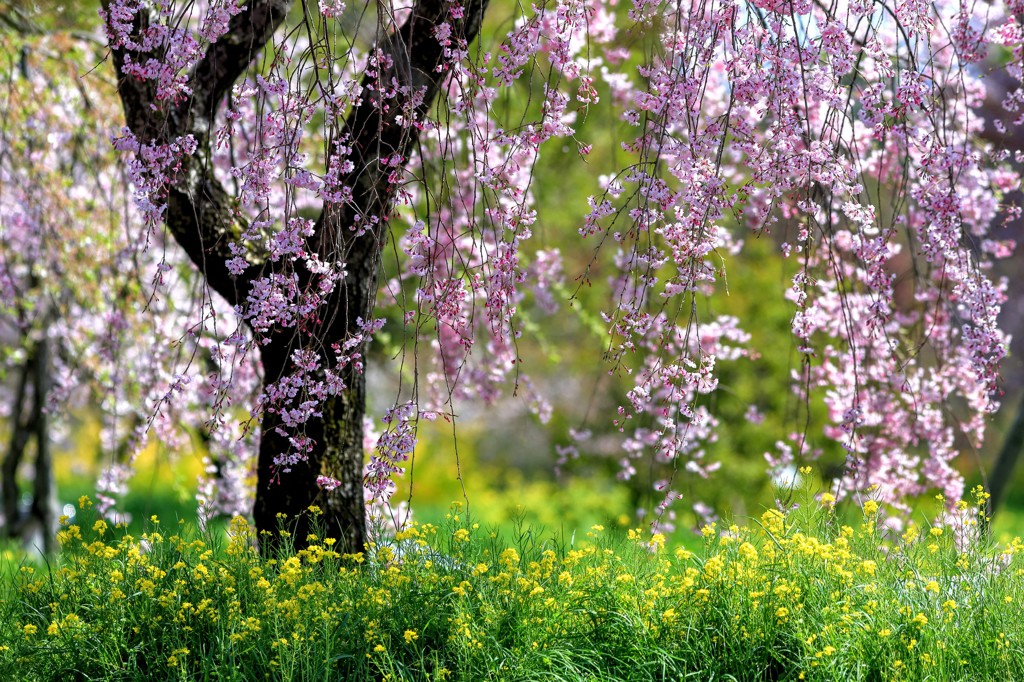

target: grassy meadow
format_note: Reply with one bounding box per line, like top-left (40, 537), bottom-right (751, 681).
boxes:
top-left (2, 483), bottom-right (1023, 681)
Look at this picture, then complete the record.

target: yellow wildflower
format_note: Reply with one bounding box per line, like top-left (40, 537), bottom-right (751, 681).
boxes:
top-left (500, 548), bottom-right (520, 567)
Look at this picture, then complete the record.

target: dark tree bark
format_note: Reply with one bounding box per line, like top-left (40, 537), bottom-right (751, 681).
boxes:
top-left (1, 341), bottom-right (32, 537)
top-left (1, 332), bottom-right (56, 556)
top-left (29, 333), bottom-right (54, 556)
top-left (104, 0), bottom-right (490, 552)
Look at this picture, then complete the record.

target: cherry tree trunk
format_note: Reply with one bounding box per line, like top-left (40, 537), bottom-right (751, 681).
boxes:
top-left (253, 248), bottom-right (378, 554)
top-left (105, 0), bottom-right (489, 553)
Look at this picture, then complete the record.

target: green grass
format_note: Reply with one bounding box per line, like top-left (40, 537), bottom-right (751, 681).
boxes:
top-left (2, 487), bottom-right (1024, 681)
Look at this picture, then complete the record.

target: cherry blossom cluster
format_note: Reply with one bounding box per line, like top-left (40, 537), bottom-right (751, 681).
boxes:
top-left (260, 321), bottom-right (375, 475)
top-left (101, 0), bottom-right (243, 102)
top-left (607, 0), bottom-right (1016, 516)
top-left (67, 0), bottom-right (1024, 533)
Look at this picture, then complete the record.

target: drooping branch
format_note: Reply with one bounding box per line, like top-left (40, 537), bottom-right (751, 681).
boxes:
top-left (104, 0), bottom-right (294, 308)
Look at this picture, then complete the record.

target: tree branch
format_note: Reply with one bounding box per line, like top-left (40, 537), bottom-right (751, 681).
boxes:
top-left (307, 0), bottom-right (490, 340)
top-left (104, 0), bottom-right (293, 308)
top-left (189, 0), bottom-right (293, 124)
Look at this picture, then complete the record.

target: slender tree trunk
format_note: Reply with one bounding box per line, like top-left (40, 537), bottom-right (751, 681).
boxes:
top-left (1, 347), bottom-right (32, 537)
top-left (988, 395), bottom-right (1024, 522)
top-left (1, 334), bottom-right (57, 554)
top-left (29, 334), bottom-right (55, 556)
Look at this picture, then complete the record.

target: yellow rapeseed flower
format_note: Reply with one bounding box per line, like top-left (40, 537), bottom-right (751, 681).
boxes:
top-left (166, 647), bottom-right (189, 667)
top-left (404, 629), bottom-right (418, 643)
top-left (760, 511), bottom-right (784, 535)
top-left (394, 526), bottom-right (419, 542)
top-left (703, 555), bottom-right (725, 576)
top-left (500, 548), bottom-right (520, 568)
top-left (57, 525), bottom-right (82, 545)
